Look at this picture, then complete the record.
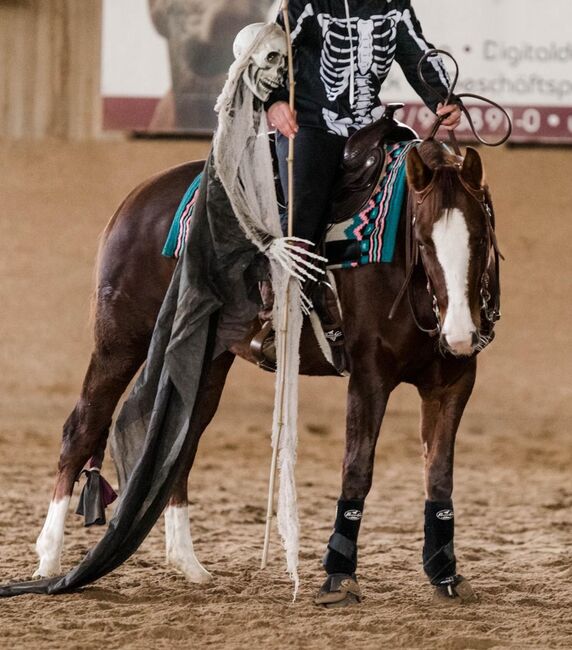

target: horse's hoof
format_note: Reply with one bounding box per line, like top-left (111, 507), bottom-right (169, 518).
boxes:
top-left (315, 573), bottom-right (362, 608)
top-left (432, 575), bottom-right (478, 605)
top-left (33, 561), bottom-right (61, 579)
top-left (167, 557), bottom-right (213, 584)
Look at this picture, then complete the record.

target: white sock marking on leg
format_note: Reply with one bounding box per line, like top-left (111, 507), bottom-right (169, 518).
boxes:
top-left (34, 497), bottom-right (70, 578)
top-left (165, 505), bottom-right (212, 583)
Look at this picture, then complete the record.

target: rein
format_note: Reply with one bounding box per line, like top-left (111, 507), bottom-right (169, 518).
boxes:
top-left (418, 49), bottom-right (512, 156)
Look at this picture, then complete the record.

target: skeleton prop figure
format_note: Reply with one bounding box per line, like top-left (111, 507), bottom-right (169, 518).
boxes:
top-left (233, 22), bottom-right (288, 101)
top-left (215, 23), bottom-right (326, 593)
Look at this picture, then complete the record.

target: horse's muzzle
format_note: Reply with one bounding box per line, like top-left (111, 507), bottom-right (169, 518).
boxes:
top-left (440, 331), bottom-right (479, 357)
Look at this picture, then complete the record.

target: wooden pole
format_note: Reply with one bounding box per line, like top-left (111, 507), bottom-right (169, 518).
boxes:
top-left (261, 0), bottom-right (296, 570)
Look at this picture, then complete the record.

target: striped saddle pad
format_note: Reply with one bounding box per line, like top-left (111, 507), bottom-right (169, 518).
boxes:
top-left (162, 140), bottom-right (418, 266)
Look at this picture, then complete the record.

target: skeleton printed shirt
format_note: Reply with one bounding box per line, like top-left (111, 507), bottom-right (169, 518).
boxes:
top-left (266, 0), bottom-right (451, 137)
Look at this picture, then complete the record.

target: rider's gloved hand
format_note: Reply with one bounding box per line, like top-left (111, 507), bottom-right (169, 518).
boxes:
top-left (437, 103), bottom-right (462, 130)
top-left (267, 101), bottom-right (299, 138)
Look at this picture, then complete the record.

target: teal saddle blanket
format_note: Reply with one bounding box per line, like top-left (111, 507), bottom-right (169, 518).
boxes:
top-left (163, 140), bottom-right (418, 266)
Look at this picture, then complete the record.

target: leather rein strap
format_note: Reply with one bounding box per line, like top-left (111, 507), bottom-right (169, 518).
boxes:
top-left (418, 48), bottom-right (513, 156)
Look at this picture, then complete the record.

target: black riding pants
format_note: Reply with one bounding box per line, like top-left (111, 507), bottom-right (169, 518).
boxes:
top-left (276, 128), bottom-right (347, 244)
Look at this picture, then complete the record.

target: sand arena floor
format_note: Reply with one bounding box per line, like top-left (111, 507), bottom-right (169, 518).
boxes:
top-left (0, 139), bottom-right (571, 649)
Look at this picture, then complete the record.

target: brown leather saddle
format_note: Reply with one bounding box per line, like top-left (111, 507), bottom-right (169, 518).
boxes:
top-left (258, 105), bottom-right (418, 375)
top-left (269, 103), bottom-right (418, 227)
top-left (330, 103), bottom-right (418, 223)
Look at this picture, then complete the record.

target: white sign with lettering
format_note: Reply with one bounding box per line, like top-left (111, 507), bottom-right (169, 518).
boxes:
top-left (383, 0), bottom-right (572, 142)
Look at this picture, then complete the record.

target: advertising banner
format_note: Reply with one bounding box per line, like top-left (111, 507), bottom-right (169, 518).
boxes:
top-left (102, 0), bottom-right (572, 142)
top-left (384, 0), bottom-right (572, 143)
top-left (102, 0), bottom-right (278, 133)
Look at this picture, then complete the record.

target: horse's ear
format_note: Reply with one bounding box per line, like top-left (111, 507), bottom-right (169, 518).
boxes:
top-left (461, 147), bottom-right (485, 188)
top-left (406, 147), bottom-right (433, 192)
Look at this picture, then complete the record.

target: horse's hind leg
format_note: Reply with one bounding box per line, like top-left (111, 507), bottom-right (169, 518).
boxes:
top-left (164, 351), bottom-right (235, 583)
top-left (34, 333), bottom-right (149, 578)
top-left (418, 361), bottom-right (477, 603)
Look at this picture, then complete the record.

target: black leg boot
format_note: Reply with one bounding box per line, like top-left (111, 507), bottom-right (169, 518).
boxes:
top-left (250, 280), bottom-right (276, 370)
top-left (423, 500), bottom-right (477, 603)
top-left (423, 500), bottom-right (456, 585)
top-left (316, 499), bottom-right (364, 606)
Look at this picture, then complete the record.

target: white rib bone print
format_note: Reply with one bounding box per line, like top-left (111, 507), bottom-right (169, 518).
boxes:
top-left (317, 12), bottom-right (399, 135)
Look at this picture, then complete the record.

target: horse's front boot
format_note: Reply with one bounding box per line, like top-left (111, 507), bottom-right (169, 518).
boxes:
top-left (423, 501), bottom-right (478, 605)
top-left (316, 498), bottom-right (364, 607)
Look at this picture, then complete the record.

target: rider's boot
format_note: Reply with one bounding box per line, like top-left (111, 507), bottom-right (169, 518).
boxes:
top-left (308, 278), bottom-right (346, 374)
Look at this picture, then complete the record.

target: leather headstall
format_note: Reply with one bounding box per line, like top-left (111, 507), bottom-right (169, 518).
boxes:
top-left (388, 48), bottom-right (510, 347)
top-left (389, 153), bottom-right (503, 344)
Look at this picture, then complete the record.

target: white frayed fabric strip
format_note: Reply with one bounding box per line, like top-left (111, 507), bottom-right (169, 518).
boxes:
top-left (269, 274), bottom-right (303, 597)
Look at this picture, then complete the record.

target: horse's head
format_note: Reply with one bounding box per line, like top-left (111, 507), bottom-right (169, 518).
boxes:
top-left (406, 141), bottom-right (495, 357)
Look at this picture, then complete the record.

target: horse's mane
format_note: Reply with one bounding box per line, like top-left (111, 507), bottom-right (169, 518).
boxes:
top-left (417, 139), bottom-right (464, 214)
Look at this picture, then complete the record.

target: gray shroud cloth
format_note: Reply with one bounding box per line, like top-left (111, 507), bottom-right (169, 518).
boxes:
top-left (0, 154), bottom-right (260, 597)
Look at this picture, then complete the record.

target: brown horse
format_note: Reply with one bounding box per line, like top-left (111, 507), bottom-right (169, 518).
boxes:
top-left (34, 138), bottom-right (499, 604)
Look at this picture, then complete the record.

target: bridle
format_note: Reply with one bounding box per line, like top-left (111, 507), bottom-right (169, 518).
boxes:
top-left (388, 163), bottom-right (502, 339)
top-left (388, 164), bottom-right (504, 339)
top-left (388, 50), bottom-right (510, 345)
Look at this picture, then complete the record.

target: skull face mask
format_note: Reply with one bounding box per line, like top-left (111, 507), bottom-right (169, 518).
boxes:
top-left (233, 23), bottom-right (287, 101)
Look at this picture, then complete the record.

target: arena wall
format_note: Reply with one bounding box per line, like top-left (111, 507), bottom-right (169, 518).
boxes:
top-left (0, 0), bottom-right (102, 140)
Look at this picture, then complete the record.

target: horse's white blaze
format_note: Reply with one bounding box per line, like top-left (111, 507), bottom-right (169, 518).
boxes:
top-left (432, 208), bottom-right (476, 355)
top-left (34, 497), bottom-right (70, 578)
top-left (164, 505), bottom-right (212, 583)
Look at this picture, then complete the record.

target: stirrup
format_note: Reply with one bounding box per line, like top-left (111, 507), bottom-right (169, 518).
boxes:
top-left (250, 321), bottom-right (277, 372)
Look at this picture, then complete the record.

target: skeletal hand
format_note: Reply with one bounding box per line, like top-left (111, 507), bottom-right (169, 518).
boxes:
top-left (267, 101), bottom-right (299, 139)
top-left (437, 103), bottom-right (462, 130)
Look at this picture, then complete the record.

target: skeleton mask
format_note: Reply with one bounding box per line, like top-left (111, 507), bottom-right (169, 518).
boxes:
top-left (233, 23), bottom-right (287, 101)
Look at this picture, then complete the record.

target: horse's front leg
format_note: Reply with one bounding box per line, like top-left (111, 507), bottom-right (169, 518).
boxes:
top-left (418, 360), bottom-right (478, 604)
top-left (315, 357), bottom-right (393, 607)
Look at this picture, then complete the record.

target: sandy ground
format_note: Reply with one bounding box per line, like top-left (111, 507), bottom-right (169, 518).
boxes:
top-left (0, 138), bottom-right (571, 649)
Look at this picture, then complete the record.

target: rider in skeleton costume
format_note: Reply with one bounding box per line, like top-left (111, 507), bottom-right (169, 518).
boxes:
top-left (266, 0), bottom-right (462, 246)
top-left (265, 0), bottom-right (462, 586)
